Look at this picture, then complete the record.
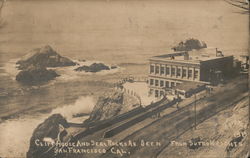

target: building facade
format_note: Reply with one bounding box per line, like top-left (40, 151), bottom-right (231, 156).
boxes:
top-left (148, 49), bottom-right (233, 98)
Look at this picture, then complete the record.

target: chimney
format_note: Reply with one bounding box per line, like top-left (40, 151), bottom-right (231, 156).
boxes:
top-left (184, 52), bottom-right (189, 60)
top-left (215, 48), bottom-right (223, 57)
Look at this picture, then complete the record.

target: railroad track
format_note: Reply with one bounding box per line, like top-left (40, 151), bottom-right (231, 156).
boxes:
top-left (68, 97), bottom-right (168, 128)
top-left (71, 97), bottom-right (170, 140)
top-left (99, 92), bottom-right (248, 158)
top-left (103, 98), bottom-right (181, 138)
top-left (39, 97), bottom-right (171, 158)
top-left (65, 76), bottom-right (248, 158)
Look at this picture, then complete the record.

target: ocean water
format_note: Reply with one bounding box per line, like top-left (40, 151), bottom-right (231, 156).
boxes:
top-left (0, 0), bottom-right (248, 157)
top-left (0, 96), bottom-right (95, 157)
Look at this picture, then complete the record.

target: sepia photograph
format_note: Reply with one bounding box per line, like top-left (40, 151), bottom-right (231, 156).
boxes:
top-left (0, 0), bottom-right (249, 158)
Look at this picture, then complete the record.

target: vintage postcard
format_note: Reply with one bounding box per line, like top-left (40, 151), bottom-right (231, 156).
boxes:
top-left (0, 0), bottom-right (249, 158)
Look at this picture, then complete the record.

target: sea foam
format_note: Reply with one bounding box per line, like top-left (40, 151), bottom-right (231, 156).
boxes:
top-left (3, 58), bottom-right (121, 82)
top-left (2, 58), bottom-right (21, 79)
top-left (0, 95), bottom-right (95, 158)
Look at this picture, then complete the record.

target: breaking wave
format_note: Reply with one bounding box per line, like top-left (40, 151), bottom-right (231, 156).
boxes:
top-left (51, 95), bottom-right (95, 122)
top-left (2, 58), bottom-right (21, 79)
top-left (0, 95), bottom-right (95, 158)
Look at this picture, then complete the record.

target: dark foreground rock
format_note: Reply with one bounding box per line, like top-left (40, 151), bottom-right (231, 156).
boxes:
top-left (16, 66), bottom-right (59, 85)
top-left (74, 63), bottom-right (110, 73)
top-left (27, 114), bottom-right (69, 158)
top-left (85, 91), bottom-right (124, 123)
top-left (16, 45), bottom-right (76, 70)
top-left (172, 38), bottom-right (207, 51)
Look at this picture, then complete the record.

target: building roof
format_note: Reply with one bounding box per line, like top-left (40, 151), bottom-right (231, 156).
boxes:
top-left (150, 48), bottom-right (231, 63)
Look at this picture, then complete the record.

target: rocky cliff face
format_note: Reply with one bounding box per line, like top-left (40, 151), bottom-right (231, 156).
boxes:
top-left (27, 114), bottom-right (69, 158)
top-left (16, 66), bottom-right (60, 85)
top-left (16, 45), bottom-right (76, 70)
top-left (86, 91), bottom-right (124, 123)
top-left (74, 63), bottom-right (110, 73)
top-left (172, 38), bottom-right (207, 51)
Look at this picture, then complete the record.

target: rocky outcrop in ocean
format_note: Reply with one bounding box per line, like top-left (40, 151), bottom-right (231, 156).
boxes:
top-left (172, 38), bottom-right (207, 52)
top-left (15, 45), bottom-right (76, 84)
top-left (74, 63), bottom-right (110, 73)
top-left (16, 66), bottom-right (60, 85)
top-left (85, 91), bottom-right (124, 123)
top-left (16, 45), bottom-right (76, 70)
top-left (27, 114), bottom-right (69, 158)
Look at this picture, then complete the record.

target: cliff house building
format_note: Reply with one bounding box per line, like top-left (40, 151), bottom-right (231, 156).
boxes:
top-left (148, 48), bottom-right (233, 98)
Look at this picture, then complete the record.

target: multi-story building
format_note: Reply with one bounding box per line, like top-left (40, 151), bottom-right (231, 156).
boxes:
top-left (148, 48), bottom-right (233, 97)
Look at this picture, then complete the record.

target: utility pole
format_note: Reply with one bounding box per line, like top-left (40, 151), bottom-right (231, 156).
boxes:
top-left (139, 96), bottom-right (142, 107)
top-left (194, 93), bottom-right (197, 130)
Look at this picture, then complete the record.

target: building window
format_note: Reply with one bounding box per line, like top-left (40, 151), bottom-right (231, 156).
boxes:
top-left (155, 90), bottom-right (159, 97)
top-left (160, 91), bottom-right (164, 96)
top-left (160, 66), bottom-right (164, 75)
top-left (171, 82), bottom-right (175, 88)
top-left (150, 79), bottom-right (154, 85)
top-left (177, 68), bottom-right (181, 77)
top-left (165, 81), bottom-right (169, 88)
top-left (188, 69), bottom-right (193, 78)
top-left (160, 80), bottom-right (164, 87)
top-left (194, 70), bottom-right (199, 80)
top-left (182, 69), bottom-right (187, 77)
top-left (155, 80), bottom-right (159, 86)
top-left (171, 67), bottom-right (176, 76)
top-left (155, 66), bottom-right (159, 74)
top-left (166, 67), bottom-right (170, 75)
top-left (150, 65), bottom-right (154, 74)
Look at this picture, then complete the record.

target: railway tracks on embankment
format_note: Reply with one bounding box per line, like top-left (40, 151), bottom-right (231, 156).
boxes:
top-left (69, 97), bottom-right (176, 141)
top-left (98, 76), bottom-right (248, 158)
top-left (42, 95), bottom-right (174, 158)
top-left (64, 89), bottom-right (221, 157)
top-left (61, 76), bottom-right (248, 158)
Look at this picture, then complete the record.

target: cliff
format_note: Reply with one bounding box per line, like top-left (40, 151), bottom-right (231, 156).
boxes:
top-left (172, 38), bottom-right (207, 51)
top-left (16, 45), bottom-right (76, 70)
top-left (74, 63), bottom-right (110, 73)
top-left (84, 89), bottom-right (140, 124)
top-left (16, 66), bottom-right (60, 85)
top-left (85, 91), bottom-right (124, 123)
top-left (27, 114), bottom-right (69, 158)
